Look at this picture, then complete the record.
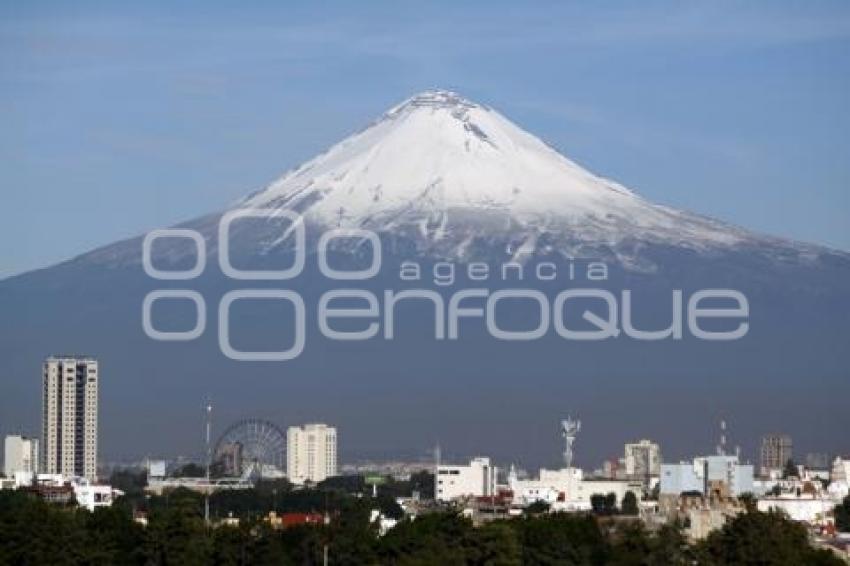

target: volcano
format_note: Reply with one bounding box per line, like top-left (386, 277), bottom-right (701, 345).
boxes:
top-left (1, 90), bottom-right (847, 468)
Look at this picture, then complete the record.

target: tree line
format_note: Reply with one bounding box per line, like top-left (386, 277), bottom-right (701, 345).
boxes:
top-left (0, 470), bottom-right (845, 565)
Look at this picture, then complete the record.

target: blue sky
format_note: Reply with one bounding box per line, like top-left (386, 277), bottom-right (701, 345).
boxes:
top-left (1, 1), bottom-right (848, 278)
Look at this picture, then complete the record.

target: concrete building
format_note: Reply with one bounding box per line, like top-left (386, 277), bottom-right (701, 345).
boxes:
top-left (71, 477), bottom-right (117, 512)
top-left (660, 455), bottom-right (754, 498)
top-left (760, 435), bottom-right (792, 477)
top-left (508, 465), bottom-right (640, 512)
top-left (286, 424), bottom-right (337, 485)
top-left (218, 442), bottom-right (244, 476)
top-left (757, 496), bottom-right (835, 525)
top-left (509, 466), bottom-right (582, 507)
top-left (436, 457), bottom-right (498, 502)
top-left (42, 357), bottom-right (99, 481)
top-left (624, 439), bottom-right (661, 481)
top-left (831, 457), bottom-right (850, 483)
top-left (4, 435), bottom-right (39, 478)
top-left (828, 457), bottom-right (850, 500)
top-left (31, 474), bottom-right (118, 512)
top-left (147, 460), bottom-right (167, 480)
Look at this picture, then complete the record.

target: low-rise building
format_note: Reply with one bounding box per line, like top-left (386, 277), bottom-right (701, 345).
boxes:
top-left (15, 473), bottom-right (119, 511)
top-left (508, 466), bottom-right (640, 512)
top-left (436, 457), bottom-right (497, 502)
top-left (757, 495), bottom-right (835, 525)
top-left (72, 477), bottom-right (117, 512)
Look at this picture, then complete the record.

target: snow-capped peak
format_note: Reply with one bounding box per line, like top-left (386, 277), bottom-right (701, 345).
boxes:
top-left (239, 90), bottom-right (751, 260)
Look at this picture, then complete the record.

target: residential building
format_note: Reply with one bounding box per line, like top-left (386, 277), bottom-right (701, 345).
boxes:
top-left (436, 457), bottom-right (498, 502)
top-left (19, 474), bottom-right (118, 512)
top-left (624, 439), bottom-right (661, 482)
top-left (4, 435), bottom-right (39, 478)
top-left (286, 424), bottom-right (337, 485)
top-left (71, 477), bottom-right (116, 512)
top-left (831, 456), bottom-right (850, 483)
top-left (217, 442), bottom-right (244, 476)
top-left (660, 455), bottom-right (754, 498)
top-left (42, 356), bottom-right (99, 481)
top-left (760, 435), bottom-right (792, 477)
top-left (829, 456), bottom-right (850, 499)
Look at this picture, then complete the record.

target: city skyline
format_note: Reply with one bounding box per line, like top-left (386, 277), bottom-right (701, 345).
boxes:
top-left (1, 3), bottom-right (848, 562)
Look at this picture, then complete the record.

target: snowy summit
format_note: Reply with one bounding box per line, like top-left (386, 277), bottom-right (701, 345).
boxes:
top-left (236, 89), bottom-right (769, 263)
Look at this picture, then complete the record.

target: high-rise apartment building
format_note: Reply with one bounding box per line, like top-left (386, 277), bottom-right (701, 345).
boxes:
top-left (4, 435), bottom-right (39, 478)
top-left (286, 424), bottom-right (337, 484)
top-left (760, 434), bottom-right (792, 477)
top-left (42, 356), bottom-right (99, 481)
top-left (624, 439), bottom-right (662, 482)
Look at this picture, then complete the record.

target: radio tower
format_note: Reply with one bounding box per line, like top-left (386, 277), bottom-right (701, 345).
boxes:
top-left (561, 417), bottom-right (581, 469)
top-left (716, 419), bottom-right (727, 456)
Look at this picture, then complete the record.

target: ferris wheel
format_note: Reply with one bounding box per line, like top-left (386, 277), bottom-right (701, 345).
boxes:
top-left (213, 418), bottom-right (286, 479)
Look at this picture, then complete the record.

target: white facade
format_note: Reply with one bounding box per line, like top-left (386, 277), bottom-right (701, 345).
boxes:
top-left (147, 460), bottom-right (167, 479)
top-left (509, 467), bottom-right (583, 507)
top-left (436, 457), bottom-right (498, 502)
top-left (286, 424), bottom-right (337, 484)
top-left (42, 357), bottom-right (99, 481)
top-left (831, 457), bottom-right (850, 483)
top-left (509, 466), bottom-right (638, 512)
top-left (71, 477), bottom-right (116, 512)
top-left (624, 439), bottom-right (661, 479)
top-left (4, 435), bottom-right (39, 478)
top-left (757, 496), bottom-right (835, 524)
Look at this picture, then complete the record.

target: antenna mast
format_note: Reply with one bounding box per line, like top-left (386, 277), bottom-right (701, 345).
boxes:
top-left (560, 417), bottom-right (581, 469)
top-left (717, 419), bottom-right (727, 456)
top-left (205, 401), bottom-right (212, 525)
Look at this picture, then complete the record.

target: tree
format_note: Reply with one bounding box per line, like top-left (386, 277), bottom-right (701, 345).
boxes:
top-left (590, 492), bottom-right (619, 515)
top-left (590, 494), bottom-right (607, 515)
top-left (517, 513), bottom-right (608, 564)
top-left (609, 521), bottom-right (652, 563)
top-left (647, 522), bottom-right (692, 566)
top-left (143, 501), bottom-right (212, 565)
top-left (698, 510), bottom-right (842, 565)
top-left (835, 495), bottom-right (850, 533)
top-left (621, 491), bottom-right (639, 516)
top-left (467, 522), bottom-right (521, 565)
top-left (738, 492), bottom-right (758, 513)
top-left (525, 500), bottom-right (550, 515)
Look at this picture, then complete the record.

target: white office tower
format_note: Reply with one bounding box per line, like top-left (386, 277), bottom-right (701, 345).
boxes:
top-left (4, 435), bottom-right (39, 478)
top-left (42, 356), bottom-right (99, 481)
top-left (286, 424), bottom-right (337, 485)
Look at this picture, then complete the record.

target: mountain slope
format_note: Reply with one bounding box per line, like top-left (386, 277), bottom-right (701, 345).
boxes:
top-left (0, 90), bottom-right (847, 467)
top-left (77, 89), bottom-right (838, 275)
